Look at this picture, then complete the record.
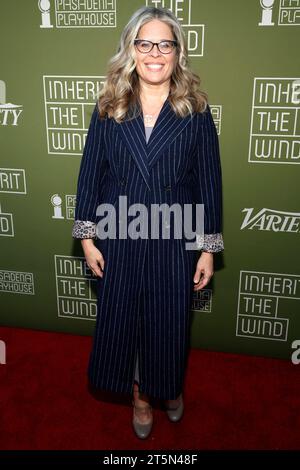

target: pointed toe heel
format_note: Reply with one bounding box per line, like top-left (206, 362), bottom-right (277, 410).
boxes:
top-left (165, 394), bottom-right (184, 422)
top-left (132, 401), bottom-right (153, 439)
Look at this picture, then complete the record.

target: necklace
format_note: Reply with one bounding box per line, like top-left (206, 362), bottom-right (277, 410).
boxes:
top-left (144, 113), bottom-right (157, 126)
top-left (141, 93), bottom-right (169, 126)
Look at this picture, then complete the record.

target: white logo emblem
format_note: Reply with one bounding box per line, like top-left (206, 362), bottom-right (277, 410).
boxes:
top-left (0, 80), bottom-right (23, 126)
top-left (38, 0), bottom-right (53, 28)
top-left (259, 0), bottom-right (275, 26)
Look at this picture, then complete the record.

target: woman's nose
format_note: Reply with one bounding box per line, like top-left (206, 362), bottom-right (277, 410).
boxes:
top-left (149, 44), bottom-right (161, 57)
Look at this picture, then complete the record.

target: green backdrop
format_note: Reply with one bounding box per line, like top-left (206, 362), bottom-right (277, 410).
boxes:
top-left (1, 0), bottom-right (299, 361)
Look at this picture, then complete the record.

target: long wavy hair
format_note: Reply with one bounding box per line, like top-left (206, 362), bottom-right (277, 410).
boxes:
top-left (96, 5), bottom-right (208, 122)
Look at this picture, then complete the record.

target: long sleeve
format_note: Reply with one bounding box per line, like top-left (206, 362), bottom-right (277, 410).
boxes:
top-left (72, 103), bottom-right (108, 239)
top-left (192, 104), bottom-right (224, 253)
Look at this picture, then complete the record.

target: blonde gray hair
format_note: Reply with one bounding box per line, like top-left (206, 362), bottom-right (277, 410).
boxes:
top-left (96, 5), bottom-right (208, 122)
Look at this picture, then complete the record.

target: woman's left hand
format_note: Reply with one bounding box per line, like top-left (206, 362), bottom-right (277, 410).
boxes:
top-left (193, 252), bottom-right (214, 291)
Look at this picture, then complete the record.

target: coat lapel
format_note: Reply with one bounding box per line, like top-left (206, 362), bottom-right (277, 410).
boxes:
top-left (115, 98), bottom-right (195, 190)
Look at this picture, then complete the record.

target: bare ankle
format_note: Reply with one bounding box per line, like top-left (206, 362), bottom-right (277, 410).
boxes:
top-left (133, 382), bottom-right (150, 405)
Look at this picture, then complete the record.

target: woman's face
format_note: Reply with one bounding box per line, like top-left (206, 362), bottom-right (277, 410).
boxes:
top-left (134, 19), bottom-right (177, 87)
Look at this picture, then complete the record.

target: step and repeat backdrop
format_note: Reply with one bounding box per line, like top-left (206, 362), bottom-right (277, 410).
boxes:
top-left (1, 0), bottom-right (299, 361)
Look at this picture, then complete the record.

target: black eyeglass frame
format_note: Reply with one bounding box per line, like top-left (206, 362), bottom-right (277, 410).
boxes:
top-left (134, 39), bottom-right (178, 54)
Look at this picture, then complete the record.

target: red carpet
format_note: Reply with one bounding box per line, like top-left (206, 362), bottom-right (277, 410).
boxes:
top-left (0, 326), bottom-right (299, 450)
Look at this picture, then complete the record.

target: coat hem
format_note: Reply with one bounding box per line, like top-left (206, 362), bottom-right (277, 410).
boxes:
top-left (87, 377), bottom-right (184, 401)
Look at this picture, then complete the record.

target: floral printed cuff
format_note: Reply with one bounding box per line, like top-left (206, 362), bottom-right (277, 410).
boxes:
top-left (71, 221), bottom-right (224, 252)
top-left (195, 233), bottom-right (224, 253)
top-left (72, 220), bottom-right (97, 239)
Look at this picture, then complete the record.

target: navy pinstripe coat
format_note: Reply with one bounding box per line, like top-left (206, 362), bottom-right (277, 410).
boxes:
top-left (72, 98), bottom-right (224, 400)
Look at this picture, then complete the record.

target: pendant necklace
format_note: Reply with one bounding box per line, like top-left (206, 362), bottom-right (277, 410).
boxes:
top-left (144, 113), bottom-right (157, 126)
top-left (142, 93), bottom-right (169, 126)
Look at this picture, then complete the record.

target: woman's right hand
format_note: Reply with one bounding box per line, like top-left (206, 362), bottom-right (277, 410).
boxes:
top-left (81, 239), bottom-right (105, 278)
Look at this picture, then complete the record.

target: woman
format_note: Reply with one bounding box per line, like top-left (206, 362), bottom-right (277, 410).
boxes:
top-left (72, 5), bottom-right (224, 439)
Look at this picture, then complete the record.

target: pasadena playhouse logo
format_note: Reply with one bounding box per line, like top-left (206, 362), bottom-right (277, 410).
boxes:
top-left (0, 169), bottom-right (27, 237)
top-left (236, 270), bottom-right (300, 341)
top-left (38, 0), bottom-right (117, 28)
top-left (0, 80), bottom-right (23, 127)
top-left (0, 269), bottom-right (35, 295)
top-left (241, 207), bottom-right (300, 232)
top-left (249, 77), bottom-right (300, 164)
top-left (259, 0), bottom-right (300, 26)
top-left (51, 193), bottom-right (76, 219)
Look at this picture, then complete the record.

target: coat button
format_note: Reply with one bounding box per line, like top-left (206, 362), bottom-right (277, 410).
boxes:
top-left (164, 184), bottom-right (171, 191)
top-left (120, 177), bottom-right (127, 185)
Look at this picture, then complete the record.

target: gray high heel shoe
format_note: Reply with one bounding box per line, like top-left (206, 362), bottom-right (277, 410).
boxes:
top-left (165, 394), bottom-right (184, 422)
top-left (132, 400), bottom-right (153, 439)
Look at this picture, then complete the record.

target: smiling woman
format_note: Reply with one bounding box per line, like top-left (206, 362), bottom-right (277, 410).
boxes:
top-left (72, 5), bottom-right (224, 440)
top-left (134, 21), bottom-right (176, 81)
top-left (95, 6), bottom-right (208, 123)
top-left (133, 19), bottom-right (178, 128)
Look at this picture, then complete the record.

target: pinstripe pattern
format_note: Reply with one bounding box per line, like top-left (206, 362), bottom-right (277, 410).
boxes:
top-left (73, 99), bottom-right (224, 400)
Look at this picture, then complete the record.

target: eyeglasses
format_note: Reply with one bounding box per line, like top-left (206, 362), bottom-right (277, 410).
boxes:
top-left (134, 39), bottom-right (177, 54)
